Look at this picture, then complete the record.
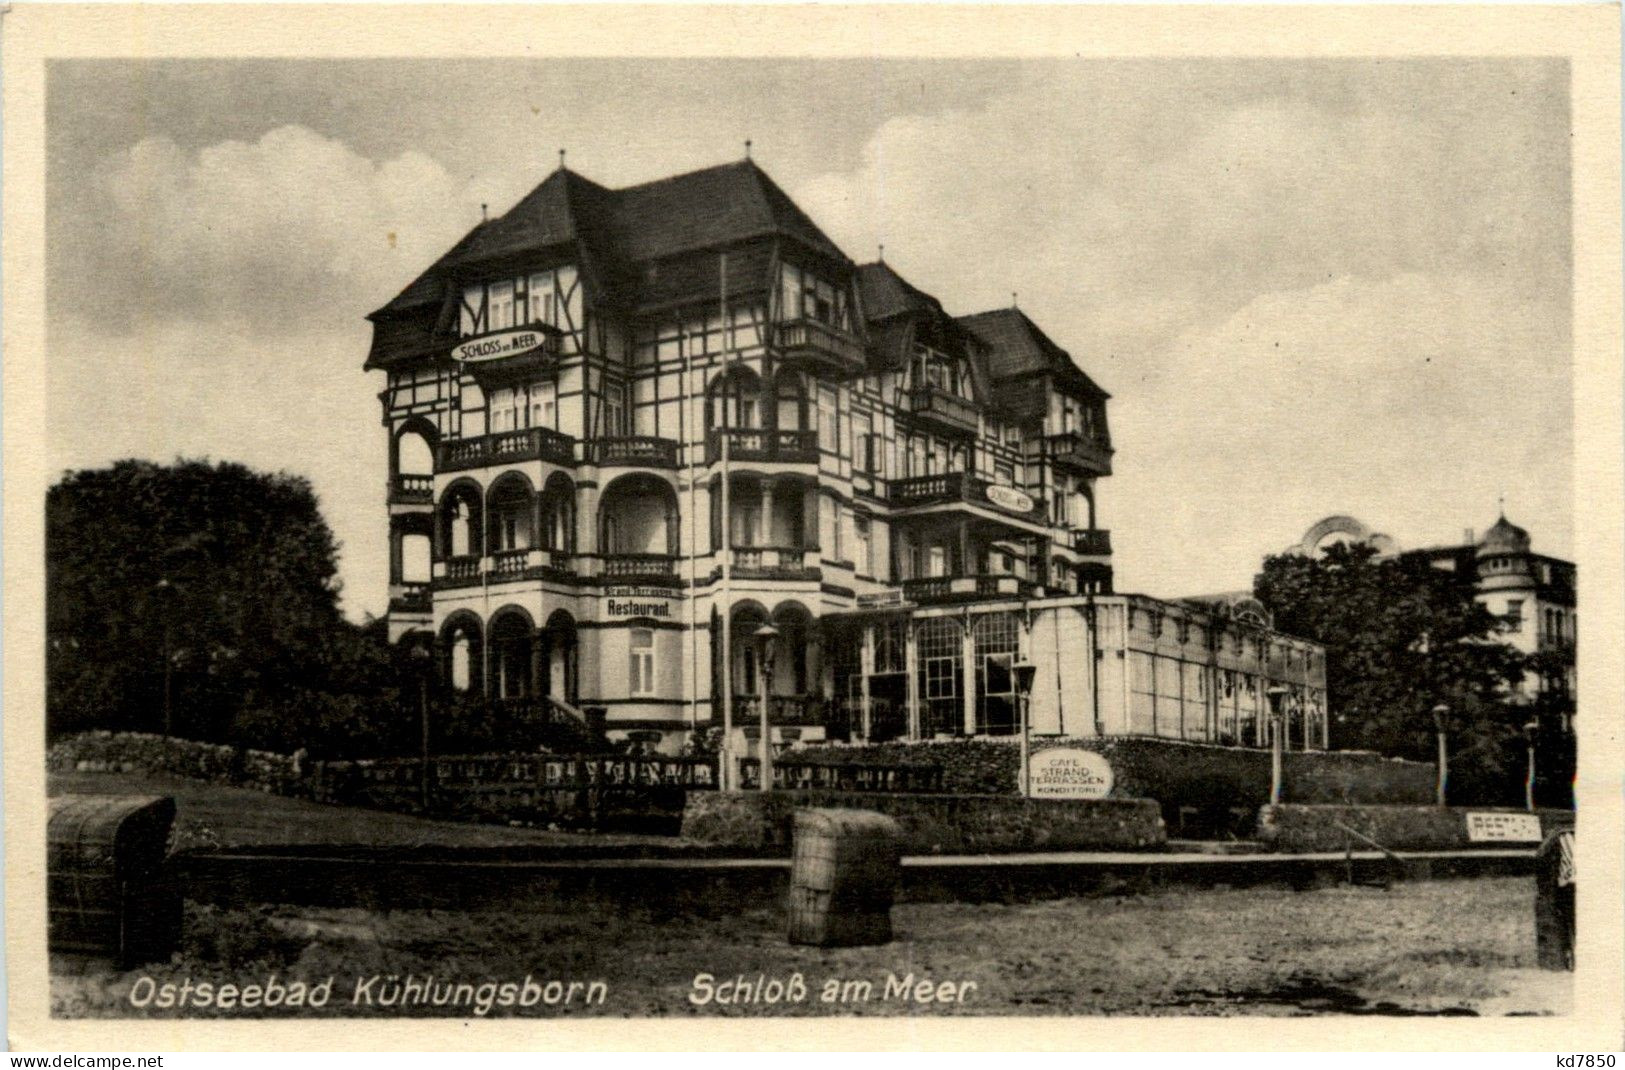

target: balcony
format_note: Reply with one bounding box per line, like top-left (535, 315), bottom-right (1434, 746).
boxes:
top-left (1073, 528), bottom-right (1113, 556)
top-left (890, 471), bottom-right (1046, 524)
top-left (438, 554), bottom-right (482, 590)
top-left (903, 385), bottom-right (979, 437)
top-left (490, 548), bottom-right (530, 579)
top-left (591, 436), bottom-right (679, 469)
top-left (773, 317), bottom-right (867, 375)
top-left (602, 553), bottom-right (679, 584)
top-left (903, 574), bottom-right (1037, 605)
top-left (730, 694), bottom-right (825, 727)
top-left (707, 428), bottom-right (820, 465)
top-left (438, 427), bottom-right (576, 472)
top-left (388, 473), bottom-right (433, 505)
top-left (388, 582), bottom-right (431, 615)
top-left (1046, 431), bottom-right (1114, 476)
top-left (730, 545), bottom-right (820, 582)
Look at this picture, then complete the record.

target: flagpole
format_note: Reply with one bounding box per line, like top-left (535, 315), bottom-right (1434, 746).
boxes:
top-left (717, 252), bottom-right (735, 789)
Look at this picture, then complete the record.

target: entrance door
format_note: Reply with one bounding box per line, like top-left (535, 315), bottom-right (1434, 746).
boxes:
top-left (867, 672), bottom-right (908, 742)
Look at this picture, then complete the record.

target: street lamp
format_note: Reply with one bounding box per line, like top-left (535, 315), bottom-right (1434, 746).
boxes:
top-left (1012, 660), bottom-right (1037, 796)
top-left (1523, 719), bottom-right (1540, 812)
top-left (754, 623), bottom-right (780, 793)
top-left (1266, 686), bottom-right (1290, 807)
top-left (409, 641), bottom-right (433, 810)
top-left (1431, 703), bottom-right (1451, 807)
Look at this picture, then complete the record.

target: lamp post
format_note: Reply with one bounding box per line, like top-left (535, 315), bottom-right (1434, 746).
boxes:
top-left (410, 642), bottom-right (433, 810)
top-left (1431, 703), bottom-right (1450, 807)
top-left (1266, 686), bottom-right (1289, 807)
top-left (1523, 719), bottom-right (1540, 812)
top-left (1012, 660), bottom-right (1037, 797)
top-left (754, 623), bottom-right (779, 793)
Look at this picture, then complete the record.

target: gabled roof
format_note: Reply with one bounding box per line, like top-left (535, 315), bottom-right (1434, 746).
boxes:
top-left (956, 307), bottom-right (1110, 397)
top-left (857, 260), bottom-right (947, 322)
top-left (369, 160), bottom-right (845, 322)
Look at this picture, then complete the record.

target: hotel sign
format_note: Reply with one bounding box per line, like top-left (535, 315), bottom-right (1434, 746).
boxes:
top-left (605, 586), bottom-right (676, 619)
top-left (985, 483), bottom-right (1035, 515)
top-left (1464, 812), bottom-right (1544, 843)
top-left (451, 328), bottom-right (549, 364)
top-left (1028, 748), bottom-right (1114, 800)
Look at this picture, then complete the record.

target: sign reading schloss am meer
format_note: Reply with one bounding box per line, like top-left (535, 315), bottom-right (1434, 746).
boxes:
top-left (1028, 749), bottom-right (1115, 800)
top-left (451, 329), bottom-right (549, 364)
top-left (605, 587), bottom-right (676, 619)
top-left (1464, 812), bottom-right (1545, 843)
top-left (984, 483), bottom-right (1035, 516)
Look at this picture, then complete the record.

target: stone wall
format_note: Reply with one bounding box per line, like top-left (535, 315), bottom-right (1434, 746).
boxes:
top-left (681, 790), bottom-right (1166, 856)
top-left (1257, 803), bottom-right (1575, 853)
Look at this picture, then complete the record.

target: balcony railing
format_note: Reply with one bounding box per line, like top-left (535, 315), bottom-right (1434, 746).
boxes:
top-left (903, 574), bottom-right (1037, 605)
top-left (490, 548), bottom-right (530, 578)
top-left (707, 427), bottom-right (820, 464)
top-left (889, 470), bottom-right (1047, 523)
top-left (773, 317), bottom-right (867, 374)
top-left (437, 427), bottom-right (577, 472)
top-left (602, 553), bottom-right (678, 583)
top-left (1046, 431), bottom-right (1114, 476)
top-left (730, 694), bottom-right (825, 727)
top-left (904, 385), bottom-right (980, 436)
top-left (388, 582), bottom-right (431, 615)
top-left (591, 436), bottom-right (679, 469)
top-left (389, 473), bottom-right (433, 505)
top-left (731, 545), bottom-right (820, 580)
top-left (1073, 528), bottom-right (1113, 556)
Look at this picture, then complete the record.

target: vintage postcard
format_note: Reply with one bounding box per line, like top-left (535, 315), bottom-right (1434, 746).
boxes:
top-left (4, 2), bottom-right (1622, 1053)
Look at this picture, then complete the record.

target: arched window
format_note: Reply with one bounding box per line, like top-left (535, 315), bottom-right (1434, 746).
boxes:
top-left (439, 483), bottom-right (483, 561)
top-left (450, 633), bottom-right (473, 691)
top-left (708, 367), bottom-right (762, 429)
top-left (486, 474), bottom-right (535, 554)
top-left (397, 430), bottom-right (434, 476)
top-left (540, 474), bottom-right (577, 554)
top-left (439, 614), bottom-right (483, 694)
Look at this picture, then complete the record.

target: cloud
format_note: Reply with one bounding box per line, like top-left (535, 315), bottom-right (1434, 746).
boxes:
top-left (65, 125), bottom-right (483, 332)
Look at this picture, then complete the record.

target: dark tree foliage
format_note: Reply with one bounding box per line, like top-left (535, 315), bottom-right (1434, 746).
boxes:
top-left (47, 459), bottom-right (406, 755)
top-left (1254, 542), bottom-right (1532, 805)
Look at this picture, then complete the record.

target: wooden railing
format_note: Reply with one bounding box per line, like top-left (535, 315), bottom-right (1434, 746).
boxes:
top-left (903, 574), bottom-right (1036, 605)
top-left (1046, 431), bottom-right (1114, 476)
top-left (438, 427), bottom-right (577, 472)
top-left (707, 427), bottom-right (819, 464)
top-left (889, 470), bottom-right (1046, 521)
top-left (389, 473), bottom-right (433, 504)
top-left (904, 385), bottom-right (980, 435)
top-left (592, 436), bottom-right (679, 468)
top-left (773, 318), bottom-right (867, 371)
top-left (1074, 528), bottom-right (1113, 556)
top-left (738, 758), bottom-right (945, 793)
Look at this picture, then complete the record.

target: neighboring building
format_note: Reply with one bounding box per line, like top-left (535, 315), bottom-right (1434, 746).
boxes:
top-left (1281, 513), bottom-right (1577, 704)
top-left (365, 156), bottom-right (1327, 754)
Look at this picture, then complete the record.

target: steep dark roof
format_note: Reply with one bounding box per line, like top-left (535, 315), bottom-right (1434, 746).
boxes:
top-left (369, 160), bottom-right (844, 323)
top-left (857, 261), bottom-right (944, 322)
top-left (957, 307), bottom-right (1109, 397)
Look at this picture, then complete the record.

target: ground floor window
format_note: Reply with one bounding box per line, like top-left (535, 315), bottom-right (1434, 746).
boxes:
top-left (917, 617), bottom-right (962, 737)
top-left (629, 628), bottom-right (655, 695)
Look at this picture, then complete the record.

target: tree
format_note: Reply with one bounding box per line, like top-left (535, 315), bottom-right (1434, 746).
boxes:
top-left (47, 458), bottom-right (370, 745)
top-left (1254, 542), bottom-right (1529, 803)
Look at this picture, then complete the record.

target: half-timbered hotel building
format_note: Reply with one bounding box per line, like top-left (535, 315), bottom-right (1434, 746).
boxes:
top-left (366, 156), bottom-right (1329, 754)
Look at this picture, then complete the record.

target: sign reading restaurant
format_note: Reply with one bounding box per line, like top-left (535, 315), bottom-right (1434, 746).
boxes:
top-left (451, 328), bottom-right (550, 364)
top-left (985, 483), bottom-right (1035, 516)
top-left (605, 586), bottom-right (677, 619)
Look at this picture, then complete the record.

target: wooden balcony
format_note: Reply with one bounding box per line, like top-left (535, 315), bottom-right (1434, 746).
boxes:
top-left (602, 553), bottom-right (679, 584)
top-left (591, 436), bottom-right (679, 469)
top-left (903, 574), bottom-right (1037, 605)
top-left (1046, 431), bottom-right (1114, 476)
top-left (707, 427), bottom-right (820, 464)
top-left (437, 427), bottom-right (576, 472)
top-left (903, 385), bottom-right (980, 437)
top-left (889, 471), bottom-right (1047, 524)
top-left (1073, 528), bottom-right (1113, 556)
top-left (773, 318), bottom-right (867, 375)
top-left (730, 545), bottom-right (820, 581)
top-left (388, 473), bottom-right (433, 505)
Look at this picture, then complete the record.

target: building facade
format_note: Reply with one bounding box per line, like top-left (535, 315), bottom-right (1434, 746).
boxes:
top-left (366, 157), bottom-right (1327, 754)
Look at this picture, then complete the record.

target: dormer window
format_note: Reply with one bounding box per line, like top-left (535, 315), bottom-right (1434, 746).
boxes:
top-left (779, 263), bottom-right (848, 330)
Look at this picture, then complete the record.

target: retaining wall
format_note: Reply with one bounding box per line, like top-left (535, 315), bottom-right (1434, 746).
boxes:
top-left (1256, 803), bottom-right (1575, 853)
top-left (681, 790), bottom-right (1166, 856)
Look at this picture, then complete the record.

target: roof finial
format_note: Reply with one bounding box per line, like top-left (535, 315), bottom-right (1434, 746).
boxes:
top-left (558, 148), bottom-right (566, 171)
top-left (480, 203), bottom-right (488, 222)
top-left (744, 138), bottom-right (753, 160)
top-left (1012, 291), bottom-right (1019, 309)
top-left (878, 243), bottom-right (885, 263)
top-left (1498, 491), bottom-right (1506, 519)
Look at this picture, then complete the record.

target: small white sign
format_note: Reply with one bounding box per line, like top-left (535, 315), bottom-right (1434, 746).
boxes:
top-left (985, 483), bottom-right (1035, 515)
top-left (1465, 811), bottom-right (1544, 843)
top-left (1028, 748), bottom-right (1114, 800)
top-left (451, 328), bottom-right (549, 364)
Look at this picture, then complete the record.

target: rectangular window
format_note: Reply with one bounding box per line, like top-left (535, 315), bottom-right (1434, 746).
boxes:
top-left (994, 461), bottom-right (1015, 487)
top-left (818, 386), bottom-right (839, 451)
top-left (1505, 599), bottom-right (1524, 632)
top-left (529, 273), bottom-right (554, 325)
top-left (630, 629), bottom-right (655, 695)
top-left (854, 514), bottom-right (872, 576)
top-left (489, 280), bottom-right (514, 331)
top-left (602, 381), bottom-right (626, 437)
top-left (852, 413), bottom-right (871, 472)
top-left (927, 544), bottom-right (947, 578)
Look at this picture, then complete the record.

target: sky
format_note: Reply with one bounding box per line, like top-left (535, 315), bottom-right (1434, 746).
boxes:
top-left (45, 58), bottom-right (1572, 621)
